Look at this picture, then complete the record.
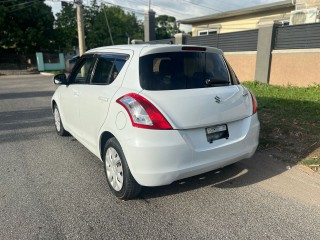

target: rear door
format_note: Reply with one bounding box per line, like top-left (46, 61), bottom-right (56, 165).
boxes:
top-left (139, 50), bottom-right (252, 129)
top-left (77, 54), bottom-right (129, 148)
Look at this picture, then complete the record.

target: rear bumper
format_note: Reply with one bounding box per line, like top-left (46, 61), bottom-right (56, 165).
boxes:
top-left (122, 114), bottom-right (260, 186)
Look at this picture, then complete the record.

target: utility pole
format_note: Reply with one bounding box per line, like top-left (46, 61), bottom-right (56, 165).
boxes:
top-left (75, 0), bottom-right (86, 56)
top-left (144, 0), bottom-right (156, 42)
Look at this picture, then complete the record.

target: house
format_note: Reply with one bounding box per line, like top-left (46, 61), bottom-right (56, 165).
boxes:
top-left (179, 0), bottom-right (320, 36)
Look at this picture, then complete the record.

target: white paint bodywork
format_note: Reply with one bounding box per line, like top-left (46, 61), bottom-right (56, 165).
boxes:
top-left (52, 44), bottom-right (260, 187)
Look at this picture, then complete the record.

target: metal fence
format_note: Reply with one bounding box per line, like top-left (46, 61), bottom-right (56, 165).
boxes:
top-left (0, 53), bottom-right (37, 75)
top-left (186, 34), bottom-right (218, 47)
top-left (146, 23), bottom-right (320, 52)
top-left (186, 29), bottom-right (259, 52)
top-left (43, 53), bottom-right (60, 64)
top-left (274, 23), bottom-right (320, 50)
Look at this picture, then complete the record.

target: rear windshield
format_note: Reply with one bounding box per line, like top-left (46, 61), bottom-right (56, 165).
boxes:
top-left (139, 52), bottom-right (231, 90)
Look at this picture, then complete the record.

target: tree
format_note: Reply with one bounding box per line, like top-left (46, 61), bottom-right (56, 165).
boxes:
top-left (54, 3), bottom-right (78, 53)
top-left (0, 0), bottom-right (55, 54)
top-left (85, 5), bottom-right (143, 49)
top-left (54, 1), bottom-right (144, 51)
top-left (155, 15), bottom-right (181, 40)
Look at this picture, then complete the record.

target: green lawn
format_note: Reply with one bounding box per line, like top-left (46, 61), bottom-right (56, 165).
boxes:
top-left (243, 82), bottom-right (320, 168)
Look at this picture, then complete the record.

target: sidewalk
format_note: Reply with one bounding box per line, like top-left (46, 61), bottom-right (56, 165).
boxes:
top-left (0, 74), bottom-right (52, 80)
top-left (0, 69), bottom-right (38, 76)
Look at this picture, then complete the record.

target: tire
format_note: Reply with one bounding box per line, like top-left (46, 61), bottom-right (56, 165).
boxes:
top-left (103, 137), bottom-right (141, 200)
top-left (53, 105), bottom-right (69, 136)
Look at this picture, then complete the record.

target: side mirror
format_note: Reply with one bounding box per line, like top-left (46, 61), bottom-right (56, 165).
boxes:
top-left (53, 73), bottom-right (67, 85)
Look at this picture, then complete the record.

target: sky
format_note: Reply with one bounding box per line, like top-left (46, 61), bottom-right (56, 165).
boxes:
top-left (45, 0), bottom-right (283, 31)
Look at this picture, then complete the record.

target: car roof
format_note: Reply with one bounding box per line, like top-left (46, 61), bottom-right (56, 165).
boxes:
top-left (86, 44), bottom-right (223, 56)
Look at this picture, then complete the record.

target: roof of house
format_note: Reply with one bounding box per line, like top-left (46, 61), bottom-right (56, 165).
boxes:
top-left (178, 0), bottom-right (294, 24)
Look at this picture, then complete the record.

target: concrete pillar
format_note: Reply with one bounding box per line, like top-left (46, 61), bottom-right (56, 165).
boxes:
top-left (255, 21), bottom-right (279, 84)
top-left (59, 53), bottom-right (66, 69)
top-left (144, 10), bottom-right (156, 42)
top-left (36, 52), bottom-right (44, 71)
top-left (174, 33), bottom-right (190, 45)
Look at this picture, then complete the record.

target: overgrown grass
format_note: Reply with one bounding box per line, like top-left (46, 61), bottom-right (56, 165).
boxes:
top-left (243, 82), bottom-right (320, 167)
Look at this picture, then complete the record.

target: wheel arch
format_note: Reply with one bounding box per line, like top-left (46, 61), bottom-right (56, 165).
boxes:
top-left (99, 131), bottom-right (115, 160)
top-left (51, 100), bottom-right (57, 113)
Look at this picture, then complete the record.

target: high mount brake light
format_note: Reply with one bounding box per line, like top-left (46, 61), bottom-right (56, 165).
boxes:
top-left (116, 93), bottom-right (173, 130)
top-left (182, 46), bottom-right (206, 51)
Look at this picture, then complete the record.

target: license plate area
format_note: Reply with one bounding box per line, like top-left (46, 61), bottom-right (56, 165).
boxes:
top-left (206, 124), bottom-right (229, 143)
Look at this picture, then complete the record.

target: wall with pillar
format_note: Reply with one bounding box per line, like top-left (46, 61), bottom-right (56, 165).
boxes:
top-left (224, 52), bottom-right (257, 82)
top-left (269, 49), bottom-right (320, 87)
top-left (145, 22), bottom-right (320, 87)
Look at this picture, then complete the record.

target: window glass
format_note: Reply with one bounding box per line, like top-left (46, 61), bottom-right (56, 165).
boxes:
top-left (199, 31), bottom-right (208, 36)
top-left (91, 57), bottom-right (114, 84)
top-left (110, 59), bottom-right (126, 84)
top-left (70, 57), bottom-right (94, 84)
top-left (91, 56), bottom-right (127, 85)
top-left (198, 29), bottom-right (219, 36)
top-left (139, 52), bottom-right (231, 90)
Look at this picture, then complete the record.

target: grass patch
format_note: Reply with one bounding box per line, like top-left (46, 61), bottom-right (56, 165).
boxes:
top-left (303, 158), bottom-right (320, 165)
top-left (243, 82), bottom-right (320, 166)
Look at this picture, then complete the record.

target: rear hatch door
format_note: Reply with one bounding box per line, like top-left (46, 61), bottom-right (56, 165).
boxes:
top-left (140, 85), bottom-right (251, 129)
top-left (139, 48), bottom-right (252, 129)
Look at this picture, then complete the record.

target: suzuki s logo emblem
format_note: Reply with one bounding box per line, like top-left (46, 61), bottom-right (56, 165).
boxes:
top-left (215, 96), bottom-right (221, 103)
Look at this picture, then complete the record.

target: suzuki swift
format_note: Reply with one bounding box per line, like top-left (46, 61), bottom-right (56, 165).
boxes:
top-left (52, 44), bottom-right (260, 200)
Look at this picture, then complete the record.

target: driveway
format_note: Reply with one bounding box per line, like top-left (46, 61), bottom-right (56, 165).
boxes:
top-left (0, 75), bottom-right (319, 239)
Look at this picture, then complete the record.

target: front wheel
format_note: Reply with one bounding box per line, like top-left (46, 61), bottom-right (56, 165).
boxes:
top-left (53, 105), bottom-right (69, 136)
top-left (103, 137), bottom-right (141, 200)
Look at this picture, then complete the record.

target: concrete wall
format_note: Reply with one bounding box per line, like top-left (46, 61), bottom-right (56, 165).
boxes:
top-left (269, 49), bottom-right (320, 87)
top-left (224, 52), bottom-right (257, 82)
top-left (224, 50), bottom-right (320, 86)
top-left (36, 53), bottom-right (65, 72)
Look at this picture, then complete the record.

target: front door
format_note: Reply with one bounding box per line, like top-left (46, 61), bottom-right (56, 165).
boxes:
top-left (59, 55), bottom-right (95, 137)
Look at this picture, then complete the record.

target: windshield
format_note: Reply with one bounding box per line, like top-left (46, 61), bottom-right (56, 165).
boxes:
top-left (139, 52), bottom-right (231, 90)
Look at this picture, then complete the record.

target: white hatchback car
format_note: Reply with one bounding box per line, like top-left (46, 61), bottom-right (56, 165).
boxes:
top-left (52, 44), bottom-right (260, 200)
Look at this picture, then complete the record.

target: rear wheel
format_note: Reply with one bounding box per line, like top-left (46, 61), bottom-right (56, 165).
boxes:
top-left (103, 137), bottom-right (141, 200)
top-left (53, 105), bottom-right (69, 136)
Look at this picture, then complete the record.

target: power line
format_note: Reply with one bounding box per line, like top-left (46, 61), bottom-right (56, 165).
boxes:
top-left (7, 0), bottom-right (38, 13)
top-left (179, 0), bottom-right (223, 13)
top-left (100, 0), bottom-right (144, 15)
top-left (103, 7), bottom-right (114, 45)
top-left (0, 0), bottom-right (18, 3)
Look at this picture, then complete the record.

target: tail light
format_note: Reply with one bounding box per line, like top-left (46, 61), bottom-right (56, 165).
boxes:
top-left (116, 93), bottom-right (172, 130)
top-left (249, 91), bottom-right (258, 114)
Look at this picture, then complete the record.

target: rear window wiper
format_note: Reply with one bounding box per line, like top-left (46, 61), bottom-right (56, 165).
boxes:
top-left (205, 79), bottom-right (230, 86)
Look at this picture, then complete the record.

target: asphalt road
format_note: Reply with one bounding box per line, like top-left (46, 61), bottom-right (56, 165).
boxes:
top-left (0, 74), bottom-right (320, 240)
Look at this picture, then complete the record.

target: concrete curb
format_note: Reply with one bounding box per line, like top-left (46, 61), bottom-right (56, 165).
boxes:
top-left (40, 72), bottom-right (55, 76)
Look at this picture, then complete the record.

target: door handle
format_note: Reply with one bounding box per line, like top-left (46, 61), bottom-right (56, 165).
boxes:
top-left (98, 96), bottom-right (109, 102)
